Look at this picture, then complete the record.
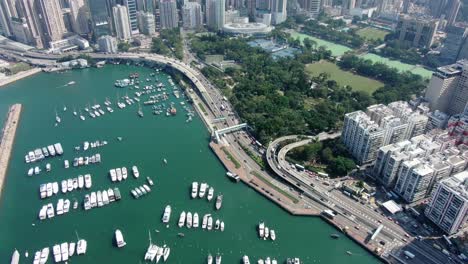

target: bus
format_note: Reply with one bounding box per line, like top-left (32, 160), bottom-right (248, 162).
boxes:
top-left (322, 210), bottom-right (335, 219)
top-left (295, 164), bottom-right (305, 171)
top-left (404, 251), bottom-right (415, 259)
top-left (222, 96), bottom-right (228, 101)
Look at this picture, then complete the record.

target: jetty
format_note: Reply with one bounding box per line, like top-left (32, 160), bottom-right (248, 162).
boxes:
top-left (0, 104), bottom-right (22, 199)
top-left (0, 68), bottom-right (41, 88)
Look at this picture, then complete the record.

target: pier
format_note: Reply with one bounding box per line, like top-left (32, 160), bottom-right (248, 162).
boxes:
top-left (0, 68), bottom-right (41, 88)
top-left (0, 104), bottom-right (22, 199)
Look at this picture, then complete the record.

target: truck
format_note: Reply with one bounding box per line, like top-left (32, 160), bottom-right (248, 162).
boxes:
top-left (404, 251), bottom-right (415, 259)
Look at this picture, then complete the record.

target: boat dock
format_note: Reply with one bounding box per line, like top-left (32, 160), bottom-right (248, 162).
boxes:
top-left (0, 104), bottom-right (22, 199)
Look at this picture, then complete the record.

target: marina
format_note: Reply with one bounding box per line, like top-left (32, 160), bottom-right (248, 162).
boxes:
top-left (0, 65), bottom-right (379, 263)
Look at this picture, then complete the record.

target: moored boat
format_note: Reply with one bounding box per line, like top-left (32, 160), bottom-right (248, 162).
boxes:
top-left (76, 239), bottom-right (87, 255)
top-left (193, 213), bottom-right (199, 228)
top-left (10, 249), bottom-right (19, 264)
top-left (132, 165), bottom-right (139, 178)
top-left (207, 216), bottom-right (213, 230)
top-left (53, 245), bottom-right (61, 263)
top-left (199, 183), bottom-right (207, 198)
top-left (215, 195), bottom-right (223, 210)
top-left (207, 187), bottom-right (214, 201)
top-left (162, 205), bottom-right (171, 223)
top-left (178, 211), bottom-right (186, 227)
top-left (115, 229), bottom-right (126, 248)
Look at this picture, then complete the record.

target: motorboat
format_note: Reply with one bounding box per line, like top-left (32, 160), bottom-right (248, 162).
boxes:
top-left (207, 216), bottom-right (213, 230)
top-left (61, 242), bottom-right (69, 262)
top-left (199, 183), bottom-right (207, 198)
top-left (258, 222), bottom-right (265, 238)
top-left (191, 182), bottom-right (198, 198)
top-left (10, 250), bottom-right (19, 264)
top-left (216, 254), bottom-right (222, 264)
top-left (264, 227), bottom-right (270, 240)
top-left (215, 195), bottom-right (223, 210)
top-left (69, 242), bottom-right (76, 257)
top-left (186, 212), bottom-right (193, 228)
top-left (132, 165), bottom-right (139, 178)
top-left (243, 255), bottom-right (250, 264)
top-left (215, 219), bottom-right (220, 230)
top-left (193, 213), bottom-right (199, 228)
top-left (220, 221), bottom-right (225, 232)
top-left (202, 214), bottom-right (209, 229)
top-left (271, 230), bottom-right (276, 241)
top-left (115, 229), bottom-right (126, 248)
top-left (76, 239), bottom-right (87, 255)
top-left (207, 254), bottom-right (213, 264)
top-left (53, 245), bottom-right (61, 263)
top-left (162, 205), bottom-right (171, 223)
top-left (163, 246), bottom-right (170, 262)
top-left (156, 246), bottom-right (163, 263)
top-left (207, 187), bottom-right (214, 201)
top-left (178, 211), bottom-right (186, 227)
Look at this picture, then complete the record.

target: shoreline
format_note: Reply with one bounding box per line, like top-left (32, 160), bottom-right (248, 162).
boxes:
top-left (0, 104), bottom-right (22, 200)
top-left (0, 68), bottom-right (42, 88)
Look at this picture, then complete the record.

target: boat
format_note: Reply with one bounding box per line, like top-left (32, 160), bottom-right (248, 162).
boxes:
top-left (114, 187), bottom-right (121, 200)
top-left (207, 216), bottom-right (213, 230)
top-left (61, 242), bottom-right (69, 262)
top-left (216, 254), bottom-right (222, 264)
top-left (132, 165), bottom-right (139, 178)
top-left (102, 190), bottom-right (109, 205)
top-left (193, 213), bottom-right (199, 228)
top-left (69, 242), bottom-right (75, 257)
top-left (264, 227), bottom-right (270, 240)
top-left (45, 163), bottom-right (51, 172)
top-left (145, 244), bottom-right (159, 261)
top-left (34, 166), bottom-right (40, 175)
top-left (40, 247), bottom-right (49, 264)
top-left (108, 188), bottom-right (115, 202)
top-left (84, 174), bottom-right (92, 188)
top-left (163, 246), bottom-right (170, 262)
top-left (55, 110), bottom-right (61, 123)
top-left (53, 245), bottom-right (61, 263)
top-left (178, 211), bottom-right (186, 227)
top-left (83, 141), bottom-right (89, 151)
top-left (47, 145), bottom-right (56, 156)
top-left (64, 160), bottom-right (69, 168)
top-left (215, 195), bottom-right (223, 210)
top-left (33, 251), bottom-right (40, 264)
top-left (27, 168), bottom-right (33, 176)
top-left (162, 205), bottom-right (171, 223)
top-left (73, 178), bottom-right (78, 189)
top-left (84, 194), bottom-right (91, 210)
top-left (220, 221), bottom-right (225, 232)
top-left (154, 246), bottom-right (163, 263)
top-left (265, 257), bottom-right (271, 264)
top-left (331, 234), bottom-right (340, 239)
top-left (243, 255), bottom-right (250, 264)
top-left (54, 143), bottom-right (63, 155)
top-left (207, 254), bottom-right (213, 264)
top-left (38, 205), bottom-right (47, 220)
top-left (147, 176), bottom-right (154, 186)
top-left (346, 251), bottom-right (352, 255)
top-left (138, 103), bottom-right (144, 117)
top-left (78, 175), bottom-right (84, 188)
top-left (97, 190), bottom-right (103, 207)
top-left (122, 167), bottom-right (128, 179)
top-left (271, 230), bottom-right (276, 241)
top-left (76, 239), bottom-right (87, 255)
top-left (67, 179), bottom-right (73, 192)
top-left (271, 259), bottom-right (277, 264)
top-left (131, 189), bottom-right (139, 198)
top-left (63, 199), bottom-right (70, 213)
top-left (163, 158), bottom-right (167, 164)
top-left (61, 180), bottom-right (67, 193)
top-left (258, 259), bottom-right (265, 264)
top-left (186, 212), bottom-right (193, 228)
top-left (191, 182), bottom-right (198, 198)
top-left (52, 182), bottom-right (59, 194)
top-left (139, 186), bottom-right (146, 194)
top-left (259, 222), bottom-right (265, 238)
top-left (207, 187), bottom-right (214, 201)
top-left (199, 183), bottom-right (208, 198)
top-left (202, 214), bottom-right (209, 229)
top-left (215, 219), bottom-right (220, 230)
top-left (10, 250), bottom-right (19, 264)
top-left (90, 192), bottom-right (97, 207)
top-left (46, 203), bottom-right (55, 218)
top-left (226, 171), bottom-right (240, 182)
top-left (143, 184), bottom-right (151, 192)
top-left (115, 229), bottom-right (127, 248)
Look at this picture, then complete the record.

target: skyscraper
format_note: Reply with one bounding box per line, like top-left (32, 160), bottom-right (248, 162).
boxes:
top-left (88, 0), bottom-right (112, 37)
top-left (137, 11), bottom-right (155, 35)
top-left (182, 2), bottom-right (202, 29)
top-left (0, 2), bottom-right (12, 36)
top-left (206, 0), bottom-right (216, 28)
top-left (440, 26), bottom-right (468, 65)
top-left (341, 0), bottom-right (355, 15)
top-left (113, 4), bottom-right (132, 40)
top-left (37, 0), bottom-right (67, 44)
top-left (447, 0), bottom-right (461, 26)
top-left (69, 0), bottom-right (90, 35)
top-left (214, 0), bottom-right (225, 30)
top-left (124, 0), bottom-right (139, 34)
top-left (395, 14), bottom-right (438, 48)
top-left (271, 0), bottom-right (287, 25)
top-left (298, 0), bottom-right (321, 17)
top-left (17, 0), bottom-right (44, 47)
top-left (159, 0), bottom-right (178, 29)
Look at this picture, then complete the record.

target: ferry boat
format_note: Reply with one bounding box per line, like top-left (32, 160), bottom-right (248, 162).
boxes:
top-left (76, 239), bottom-right (87, 255)
top-left (271, 230), bottom-right (276, 241)
top-left (207, 216), bottom-right (213, 230)
top-left (53, 245), bottom-right (61, 263)
top-left (178, 211), bottom-right (186, 227)
top-left (191, 182), bottom-right (198, 199)
top-left (207, 187), bottom-right (214, 201)
top-left (258, 222), bottom-right (265, 238)
top-left (186, 212), bottom-right (193, 228)
top-left (199, 183), bottom-right (208, 198)
top-left (115, 229), bottom-right (127, 248)
top-left (243, 255), bottom-right (250, 264)
top-left (193, 213), bottom-right (199, 228)
top-left (215, 195), bottom-right (223, 210)
top-left (163, 246), bottom-right (170, 262)
top-left (162, 205), bottom-right (171, 223)
top-left (132, 166), bottom-right (140, 178)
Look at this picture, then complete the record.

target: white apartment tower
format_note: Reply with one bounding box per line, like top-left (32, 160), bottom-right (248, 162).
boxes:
top-left (271, 0), bottom-right (287, 25)
top-left (425, 171), bottom-right (468, 234)
top-left (394, 159), bottom-right (434, 203)
top-left (38, 0), bottom-right (67, 44)
top-left (137, 11), bottom-right (155, 35)
top-left (113, 5), bottom-right (132, 40)
top-left (159, 0), bottom-right (178, 29)
top-left (69, 0), bottom-right (90, 35)
top-left (182, 2), bottom-right (203, 30)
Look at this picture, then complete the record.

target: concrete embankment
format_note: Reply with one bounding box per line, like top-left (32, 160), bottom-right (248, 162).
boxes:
top-left (0, 104), bottom-right (22, 199)
top-left (0, 68), bottom-right (41, 88)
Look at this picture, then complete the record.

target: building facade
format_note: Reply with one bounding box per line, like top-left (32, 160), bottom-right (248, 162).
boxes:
top-left (112, 4), bottom-right (132, 40)
top-left (137, 11), bottom-right (155, 35)
top-left (395, 14), bottom-right (438, 48)
top-left (159, 0), bottom-right (178, 29)
top-left (98, 35), bottom-right (118, 53)
top-left (271, 0), bottom-right (287, 25)
top-left (69, 0), bottom-right (90, 35)
top-left (38, 0), bottom-right (67, 45)
top-left (182, 2), bottom-right (202, 30)
top-left (124, 0), bottom-right (139, 34)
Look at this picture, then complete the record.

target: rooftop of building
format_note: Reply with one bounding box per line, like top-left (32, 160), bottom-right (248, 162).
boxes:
top-left (441, 171), bottom-right (468, 199)
top-left (436, 59), bottom-right (468, 76)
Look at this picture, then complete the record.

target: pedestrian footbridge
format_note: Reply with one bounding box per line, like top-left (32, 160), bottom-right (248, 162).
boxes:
top-left (213, 123), bottom-right (248, 142)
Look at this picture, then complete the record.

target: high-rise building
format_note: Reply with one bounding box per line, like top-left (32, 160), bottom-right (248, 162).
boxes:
top-left (440, 26), bottom-right (468, 65)
top-left (247, 0), bottom-right (256, 18)
top-left (16, 0), bottom-right (44, 47)
top-left (256, 0), bottom-right (270, 9)
top-left (425, 60), bottom-right (468, 116)
top-left (395, 14), bottom-right (438, 48)
top-left (37, 0), bottom-right (67, 44)
top-left (428, 0), bottom-right (448, 18)
top-left (182, 2), bottom-right (202, 29)
top-left (271, 0), bottom-right (287, 25)
top-left (298, 0), bottom-right (321, 17)
top-left (69, 0), bottom-right (90, 35)
top-left (341, 0), bottom-right (355, 15)
top-left (113, 4), bottom-right (132, 40)
top-left (0, 3), bottom-right (12, 36)
top-left (458, 37), bottom-right (468, 61)
top-left (159, 0), bottom-right (178, 29)
top-left (447, 0), bottom-right (461, 26)
top-left (98, 35), bottom-right (118, 53)
top-left (425, 171), bottom-right (468, 235)
top-left (124, 0), bottom-right (139, 34)
top-left (10, 18), bottom-right (32, 44)
top-left (88, 0), bottom-right (112, 37)
top-left (206, 0), bottom-right (215, 28)
top-left (137, 11), bottom-right (155, 35)
top-left (394, 159), bottom-right (434, 203)
top-left (214, 0), bottom-right (225, 30)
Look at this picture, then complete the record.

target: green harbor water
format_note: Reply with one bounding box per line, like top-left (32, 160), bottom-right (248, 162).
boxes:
top-left (0, 65), bottom-right (380, 264)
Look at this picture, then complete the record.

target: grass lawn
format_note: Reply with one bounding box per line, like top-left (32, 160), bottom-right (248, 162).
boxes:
top-left (356, 27), bottom-right (390, 42)
top-left (306, 61), bottom-right (384, 94)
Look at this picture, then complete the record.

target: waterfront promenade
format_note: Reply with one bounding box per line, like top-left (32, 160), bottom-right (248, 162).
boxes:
top-left (0, 68), bottom-right (41, 88)
top-left (0, 104), bottom-right (22, 199)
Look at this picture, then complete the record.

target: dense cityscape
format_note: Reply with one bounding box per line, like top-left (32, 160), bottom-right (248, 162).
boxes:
top-left (0, 0), bottom-right (468, 263)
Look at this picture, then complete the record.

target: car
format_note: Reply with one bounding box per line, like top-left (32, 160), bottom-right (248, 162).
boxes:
top-left (379, 241), bottom-right (386, 246)
top-left (404, 234), bottom-right (410, 238)
top-left (354, 226), bottom-right (360, 230)
top-left (378, 219), bottom-right (383, 223)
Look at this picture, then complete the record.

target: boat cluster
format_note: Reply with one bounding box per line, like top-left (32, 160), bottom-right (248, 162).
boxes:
top-left (85, 103), bottom-right (112, 119)
top-left (256, 257), bottom-right (278, 264)
top-left (144, 242), bottom-right (171, 263)
top-left (177, 211), bottom-right (225, 231)
top-left (83, 187), bottom-right (121, 210)
top-left (206, 253), bottom-right (223, 264)
top-left (258, 222), bottom-right (276, 241)
top-left (191, 182), bottom-right (223, 210)
top-left (240, 256), bottom-right (300, 264)
top-left (25, 143), bottom-right (63, 163)
top-left (60, 174), bottom-right (92, 194)
top-left (72, 153), bottom-right (101, 167)
top-left (130, 184), bottom-right (152, 198)
top-left (39, 182), bottom-right (59, 199)
top-left (76, 140), bottom-right (108, 151)
top-left (27, 163), bottom-right (51, 176)
top-left (108, 166), bottom-right (133, 182)
top-left (38, 203), bottom-right (57, 220)
top-left (51, 241), bottom-right (81, 263)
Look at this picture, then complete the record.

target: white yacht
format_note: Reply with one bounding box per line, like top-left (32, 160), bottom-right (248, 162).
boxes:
top-left (272, 259), bottom-right (278, 264)
top-left (34, 166), bottom-right (40, 175)
top-left (207, 254), bottom-right (213, 264)
top-left (73, 178), bottom-right (78, 189)
top-left (39, 247), bottom-right (49, 264)
top-left (145, 245), bottom-right (158, 261)
top-left (132, 165), bottom-right (140, 178)
top-left (90, 192), bottom-right (97, 208)
top-left (67, 179), bottom-right (73, 192)
top-left (191, 182), bottom-right (198, 198)
top-left (33, 251), bottom-right (40, 264)
top-left (122, 167), bottom-right (128, 179)
top-left (163, 246), bottom-right (170, 262)
top-left (202, 214), bottom-right (209, 229)
top-left (220, 221), bottom-right (225, 232)
top-left (186, 212), bottom-right (193, 228)
top-left (162, 205), bottom-right (171, 223)
top-left (109, 169), bottom-right (117, 182)
top-left (108, 188), bottom-right (115, 202)
top-left (84, 194), bottom-right (91, 210)
top-left (258, 259), bottom-right (265, 264)
top-left (216, 254), bottom-right (222, 264)
top-left (64, 160), bottom-right (69, 168)
top-left (147, 176), bottom-right (154, 186)
top-left (61, 180), bottom-right (67, 193)
top-left (116, 168), bottom-right (122, 181)
top-left (215, 219), bottom-right (220, 230)
top-left (243, 255), bottom-right (250, 264)
top-left (97, 191), bottom-right (103, 207)
top-left (27, 168), bottom-right (33, 176)
top-left (115, 229), bottom-right (127, 248)
top-left (199, 183), bottom-right (208, 198)
top-left (10, 249), bottom-right (19, 264)
top-left (52, 182), bottom-right (59, 194)
top-left (53, 245), bottom-right (61, 263)
top-left (215, 195), bottom-right (223, 210)
top-left (84, 174), bottom-right (92, 188)
top-left (207, 216), bottom-right (213, 230)
top-left (38, 205), bottom-right (47, 220)
top-left (103, 190), bottom-right (109, 205)
top-left (78, 175), bottom-right (84, 189)
top-left (156, 247), bottom-right (163, 263)
top-left (61, 242), bottom-right (69, 262)
top-left (46, 203), bottom-right (55, 218)
top-left (265, 257), bottom-right (271, 264)
top-left (207, 187), bottom-right (214, 201)
top-left (56, 199), bottom-right (64, 215)
top-left (46, 183), bottom-right (53, 197)
top-left (46, 163), bottom-right (51, 172)
top-left (76, 239), bottom-right (87, 255)
top-left (63, 199), bottom-right (70, 213)
top-left (264, 227), bottom-right (270, 240)
top-left (178, 211), bottom-right (186, 227)
top-left (193, 213), bottom-right (199, 228)
top-left (270, 230), bottom-right (276, 241)
top-left (259, 222), bottom-right (265, 238)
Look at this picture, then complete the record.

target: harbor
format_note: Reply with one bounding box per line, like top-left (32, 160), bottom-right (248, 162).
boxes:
top-left (0, 65), bottom-right (379, 263)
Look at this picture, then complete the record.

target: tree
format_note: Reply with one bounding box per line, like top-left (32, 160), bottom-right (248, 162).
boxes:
top-left (328, 156), bottom-right (356, 176)
top-left (151, 38), bottom-right (170, 55)
top-left (118, 42), bottom-right (131, 52)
